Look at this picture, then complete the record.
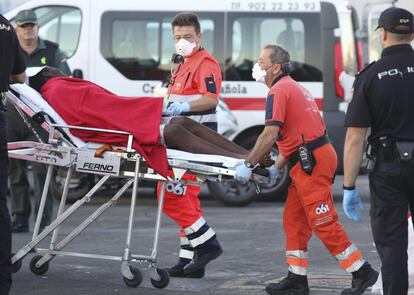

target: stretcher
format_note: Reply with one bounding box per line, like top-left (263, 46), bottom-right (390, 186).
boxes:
top-left (5, 83), bottom-right (268, 289)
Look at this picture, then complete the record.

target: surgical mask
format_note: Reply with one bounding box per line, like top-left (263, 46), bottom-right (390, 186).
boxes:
top-left (252, 63), bottom-right (266, 83)
top-left (175, 38), bottom-right (196, 57)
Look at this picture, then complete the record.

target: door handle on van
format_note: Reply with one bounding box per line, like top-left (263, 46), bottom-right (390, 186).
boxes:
top-left (72, 69), bottom-right (83, 79)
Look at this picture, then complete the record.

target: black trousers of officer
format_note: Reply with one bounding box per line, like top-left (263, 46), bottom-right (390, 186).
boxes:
top-left (369, 160), bottom-right (414, 295)
top-left (0, 111), bottom-right (12, 294)
top-left (6, 107), bottom-right (53, 227)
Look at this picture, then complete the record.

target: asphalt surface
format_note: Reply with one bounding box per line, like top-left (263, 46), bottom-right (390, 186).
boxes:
top-left (9, 175), bottom-right (382, 295)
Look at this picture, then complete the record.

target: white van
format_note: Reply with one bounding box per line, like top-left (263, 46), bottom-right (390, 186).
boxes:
top-left (6, 0), bottom-right (360, 205)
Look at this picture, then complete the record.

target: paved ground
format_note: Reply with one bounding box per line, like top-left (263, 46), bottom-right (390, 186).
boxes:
top-left (9, 176), bottom-right (381, 295)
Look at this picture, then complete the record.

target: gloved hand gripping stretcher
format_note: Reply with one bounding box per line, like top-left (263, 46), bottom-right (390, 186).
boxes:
top-left (5, 69), bottom-right (269, 289)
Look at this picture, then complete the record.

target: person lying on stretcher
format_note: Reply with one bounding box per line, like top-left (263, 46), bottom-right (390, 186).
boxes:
top-left (28, 67), bottom-right (274, 168)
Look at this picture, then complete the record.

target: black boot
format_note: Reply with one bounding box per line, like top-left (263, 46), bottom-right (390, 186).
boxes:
top-left (265, 271), bottom-right (310, 295)
top-left (183, 238), bottom-right (222, 274)
top-left (341, 262), bottom-right (379, 295)
top-left (165, 258), bottom-right (205, 278)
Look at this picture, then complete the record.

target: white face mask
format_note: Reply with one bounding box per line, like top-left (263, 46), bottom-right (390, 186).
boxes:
top-left (252, 63), bottom-right (266, 83)
top-left (175, 38), bottom-right (196, 57)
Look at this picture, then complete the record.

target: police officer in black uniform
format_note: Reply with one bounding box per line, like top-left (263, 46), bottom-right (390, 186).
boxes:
top-left (0, 13), bottom-right (26, 295)
top-left (342, 7), bottom-right (414, 295)
top-left (7, 9), bottom-right (71, 233)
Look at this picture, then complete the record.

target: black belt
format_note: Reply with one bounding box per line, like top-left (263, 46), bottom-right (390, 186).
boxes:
top-left (289, 134), bottom-right (330, 166)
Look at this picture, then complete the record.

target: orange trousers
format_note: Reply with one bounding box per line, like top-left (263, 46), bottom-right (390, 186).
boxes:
top-left (284, 144), bottom-right (361, 272)
top-left (157, 171), bottom-right (203, 237)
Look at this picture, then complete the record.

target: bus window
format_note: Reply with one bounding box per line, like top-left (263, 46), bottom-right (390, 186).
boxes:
top-left (101, 11), bottom-right (223, 81)
top-left (226, 13), bottom-right (322, 82)
top-left (261, 18), bottom-right (305, 64)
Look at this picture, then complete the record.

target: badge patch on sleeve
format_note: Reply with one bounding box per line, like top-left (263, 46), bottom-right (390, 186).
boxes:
top-left (265, 94), bottom-right (274, 120)
top-left (205, 76), bottom-right (217, 94)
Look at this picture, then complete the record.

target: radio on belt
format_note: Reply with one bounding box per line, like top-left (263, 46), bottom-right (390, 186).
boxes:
top-left (298, 134), bottom-right (315, 175)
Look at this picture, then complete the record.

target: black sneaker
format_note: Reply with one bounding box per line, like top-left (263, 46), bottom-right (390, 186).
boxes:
top-left (341, 262), bottom-right (379, 295)
top-left (11, 222), bottom-right (29, 233)
top-left (165, 259), bottom-right (205, 278)
top-left (183, 238), bottom-right (222, 274)
top-left (265, 272), bottom-right (310, 295)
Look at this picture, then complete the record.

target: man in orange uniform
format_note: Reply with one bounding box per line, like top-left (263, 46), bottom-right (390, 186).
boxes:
top-left (158, 12), bottom-right (223, 278)
top-left (234, 45), bottom-right (378, 295)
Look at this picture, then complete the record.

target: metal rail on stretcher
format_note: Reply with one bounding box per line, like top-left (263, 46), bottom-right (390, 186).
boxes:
top-left (5, 88), bottom-right (268, 289)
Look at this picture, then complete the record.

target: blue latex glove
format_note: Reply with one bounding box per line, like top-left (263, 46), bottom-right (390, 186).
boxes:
top-left (166, 102), bottom-right (190, 116)
top-left (234, 162), bottom-right (252, 184)
top-left (343, 189), bottom-right (365, 223)
top-left (268, 166), bottom-right (280, 186)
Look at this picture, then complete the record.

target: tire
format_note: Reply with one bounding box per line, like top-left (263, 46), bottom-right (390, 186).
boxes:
top-left (208, 132), bottom-right (290, 206)
top-left (50, 167), bottom-right (95, 203)
top-left (29, 255), bottom-right (49, 276)
top-left (123, 266), bottom-right (143, 288)
top-left (150, 268), bottom-right (170, 289)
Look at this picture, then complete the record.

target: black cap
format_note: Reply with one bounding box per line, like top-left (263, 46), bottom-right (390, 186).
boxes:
top-left (376, 7), bottom-right (414, 34)
top-left (15, 9), bottom-right (38, 26)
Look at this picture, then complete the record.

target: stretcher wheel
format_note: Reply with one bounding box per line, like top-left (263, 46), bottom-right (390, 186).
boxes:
top-left (123, 266), bottom-right (143, 288)
top-left (10, 253), bottom-right (22, 273)
top-left (150, 268), bottom-right (170, 289)
top-left (29, 255), bottom-right (49, 276)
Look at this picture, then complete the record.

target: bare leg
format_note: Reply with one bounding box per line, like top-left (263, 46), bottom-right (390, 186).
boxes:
top-left (164, 124), bottom-right (245, 159)
top-left (170, 117), bottom-right (248, 155)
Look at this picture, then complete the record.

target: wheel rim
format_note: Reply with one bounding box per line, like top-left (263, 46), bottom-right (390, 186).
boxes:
top-left (256, 148), bottom-right (289, 194)
top-left (217, 181), bottom-right (256, 200)
top-left (30, 255), bottom-right (49, 275)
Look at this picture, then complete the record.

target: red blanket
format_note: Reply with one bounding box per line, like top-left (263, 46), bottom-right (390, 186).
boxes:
top-left (41, 77), bottom-right (168, 177)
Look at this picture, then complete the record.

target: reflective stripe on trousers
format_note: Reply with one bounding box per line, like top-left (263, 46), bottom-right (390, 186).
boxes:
top-left (167, 94), bottom-right (217, 126)
top-left (286, 250), bottom-right (308, 275)
top-left (184, 216), bottom-right (216, 248)
top-left (335, 243), bottom-right (365, 273)
top-left (179, 237), bottom-right (194, 260)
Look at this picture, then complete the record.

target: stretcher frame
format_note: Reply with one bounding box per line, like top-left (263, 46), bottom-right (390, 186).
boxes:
top-left (5, 88), bottom-right (267, 289)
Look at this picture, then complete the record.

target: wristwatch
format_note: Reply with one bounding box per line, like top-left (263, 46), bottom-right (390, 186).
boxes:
top-left (244, 160), bottom-right (254, 169)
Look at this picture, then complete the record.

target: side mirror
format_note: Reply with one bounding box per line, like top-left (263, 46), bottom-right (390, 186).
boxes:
top-left (72, 69), bottom-right (83, 79)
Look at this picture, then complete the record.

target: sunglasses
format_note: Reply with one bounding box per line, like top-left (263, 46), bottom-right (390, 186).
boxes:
top-left (19, 23), bottom-right (36, 28)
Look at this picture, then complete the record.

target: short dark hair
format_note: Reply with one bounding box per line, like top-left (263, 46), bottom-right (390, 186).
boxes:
top-left (264, 44), bottom-right (290, 64)
top-left (171, 12), bottom-right (201, 34)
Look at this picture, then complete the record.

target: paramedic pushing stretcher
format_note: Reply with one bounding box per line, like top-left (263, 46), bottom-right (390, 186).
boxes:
top-left (0, 13), bottom-right (27, 295)
top-left (157, 12), bottom-right (224, 278)
top-left (234, 45), bottom-right (378, 295)
top-left (343, 7), bottom-right (414, 295)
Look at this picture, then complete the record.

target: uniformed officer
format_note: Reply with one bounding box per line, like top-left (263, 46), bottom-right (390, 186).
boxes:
top-left (7, 9), bottom-right (71, 233)
top-left (343, 7), bottom-right (414, 295)
top-left (15, 10), bottom-right (71, 73)
top-left (0, 13), bottom-right (26, 294)
top-left (157, 12), bottom-right (224, 278)
top-left (235, 44), bottom-right (378, 295)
